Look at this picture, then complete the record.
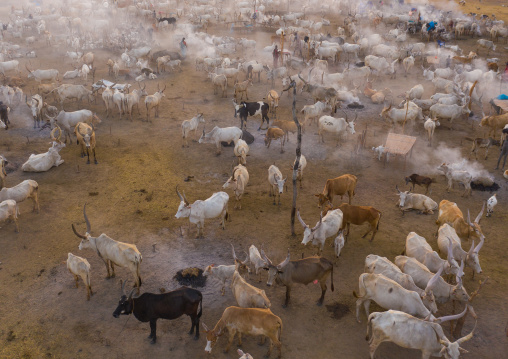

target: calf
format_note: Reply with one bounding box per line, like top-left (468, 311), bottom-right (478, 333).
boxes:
top-left (202, 307), bottom-right (282, 358)
top-left (468, 137), bottom-right (500, 160)
top-left (264, 127), bottom-right (285, 153)
top-left (233, 79), bottom-right (252, 101)
top-left (272, 120), bottom-right (297, 143)
top-left (248, 245), bottom-right (268, 282)
top-left (268, 165), bottom-right (286, 205)
top-left (337, 203), bottom-right (381, 241)
top-left (291, 154), bottom-right (307, 189)
top-left (181, 113), bottom-right (205, 147)
top-left (204, 245), bottom-right (249, 295)
top-left (74, 122), bottom-right (97, 165)
top-left (199, 126), bottom-right (242, 155)
top-left (223, 164), bottom-right (249, 209)
top-left (66, 253), bottom-right (93, 300)
top-left (113, 282), bottom-right (202, 344)
top-left (404, 174), bottom-right (435, 195)
top-left (0, 199), bottom-right (19, 232)
top-left (266, 90), bottom-right (280, 116)
top-left (479, 113), bottom-right (508, 138)
top-left (261, 249), bottom-right (334, 307)
top-left (315, 174), bottom-right (357, 206)
top-left (233, 99), bottom-right (270, 130)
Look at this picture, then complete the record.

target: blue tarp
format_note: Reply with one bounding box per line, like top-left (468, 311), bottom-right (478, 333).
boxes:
top-left (496, 94), bottom-right (508, 100)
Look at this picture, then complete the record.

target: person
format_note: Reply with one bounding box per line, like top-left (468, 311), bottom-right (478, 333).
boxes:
top-left (180, 37), bottom-right (187, 58)
top-left (273, 45), bottom-right (279, 68)
top-left (495, 130), bottom-right (508, 170)
top-left (294, 32), bottom-right (302, 58)
top-left (427, 21), bottom-right (436, 32)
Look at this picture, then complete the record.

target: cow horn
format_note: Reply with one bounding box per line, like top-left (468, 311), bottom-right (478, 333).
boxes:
top-left (121, 279), bottom-right (128, 296)
top-left (425, 264), bottom-right (444, 292)
top-left (83, 204), bottom-right (91, 234)
top-left (71, 223), bottom-right (87, 239)
top-left (175, 185), bottom-right (185, 203)
top-left (231, 244), bottom-right (238, 261)
top-left (474, 201), bottom-right (485, 224)
top-left (434, 304), bottom-right (468, 324)
top-left (260, 246), bottom-right (273, 266)
top-left (456, 308), bottom-right (477, 345)
top-left (468, 239), bottom-right (475, 256)
top-left (127, 287), bottom-right (136, 300)
top-left (182, 190), bottom-right (189, 205)
top-left (298, 72), bottom-right (307, 84)
top-left (50, 127), bottom-right (58, 141)
top-left (456, 260), bottom-right (465, 285)
top-left (341, 109), bottom-right (348, 123)
top-left (297, 209), bottom-right (308, 229)
top-left (277, 249), bottom-right (290, 269)
top-left (395, 185), bottom-right (401, 194)
top-left (161, 84), bottom-right (166, 92)
top-left (474, 237), bottom-right (484, 254)
top-left (312, 212), bottom-right (323, 232)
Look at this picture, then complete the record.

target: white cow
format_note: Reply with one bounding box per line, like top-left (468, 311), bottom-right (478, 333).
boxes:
top-left (22, 127), bottom-right (66, 172)
top-left (27, 68), bottom-right (60, 83)
top-left (396, 186), bottom-right (438, 214)
top-left (181, 113), bottom-right (205, 147)
top-left (367, 308), bottom-right (475, 359)
top-left (45, 109), bottom-right (101, 143)
top-left (300, 101), bottom-right (332, 131)
top-left (405, 232), bottom-right (460, 275)
top-left (292, 154), bottom-right (307, 189)
top-left (437, 163), bottom-right (472, 197)
top-left (407, 84), bottom-right (423, 100)
top-left (198, 126), bottom-right (242, 155)
top-left (0, 179), bottom-right (39, 213)
top-left (318, 112), bottom-right (356, 146)
top-left (66, 253), bottom-right (93, 300)
top-left (248, 245), bottom-right (268, 282)
top-left (223, 164), bottom-right (249, 210)
top-left (437, 224), bottom-right (483, 275)
top-left (486, 194), bottom-right (497, 217)
top-left (175, 187), bottom-right (229, 238)
top-left (424, 117), bottom-right (440, 145)
top-left (0, 199), bottom-right (19, 232)
top-left (72, 205), bottom-right (143, 292)
top-left (429, 103), bottom-right (471, 126)
top-left (267, 165), bottom-right (286, 206)
top-left (234, 139), bottom-right (249, 165)
top-left (297, 209), bottom-right (344, 255)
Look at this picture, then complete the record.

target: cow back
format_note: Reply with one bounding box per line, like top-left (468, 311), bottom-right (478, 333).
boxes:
top-left (283, 256), bottom-right (333, 285)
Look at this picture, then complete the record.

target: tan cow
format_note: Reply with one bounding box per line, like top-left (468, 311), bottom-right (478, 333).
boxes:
top-left (231, 263), bottom-right (271, 309)
top-left (436, 200), bottom-right (485, 243)
top-left (323, 203), bottom-right (381, 241)
top-left (203, 306), bottom-right (282, 358)
top-left (479, 113), bottom-right (508, 139)
top-left (264, 127), bottom-right (285, 153)
top-left (272, 120), bottom-right (297, 143)
top-left (315, 174), bottom-right (357, 206)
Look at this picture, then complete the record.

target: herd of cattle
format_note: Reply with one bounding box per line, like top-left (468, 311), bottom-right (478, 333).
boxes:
top-left (1, 0), bottom-right (507, 357)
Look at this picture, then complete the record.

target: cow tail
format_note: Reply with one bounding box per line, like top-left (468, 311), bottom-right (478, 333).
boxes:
top-left (136, 256), bottom-right (142, 287)
top-left (366, 313), bottom-right (375, 341)
top-left (353, 274), bottom-right (365, 298)
top-left (197, 295), bottom-right (203, 319)
top-left (330, 263), bottom-right (335, 292)
top-left (376, 211), bottom-right (382, 230)
top-left (277, 319), bottom-right (283, 341)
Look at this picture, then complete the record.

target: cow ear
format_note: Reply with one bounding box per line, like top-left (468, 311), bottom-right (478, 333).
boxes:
top-left (202, 322), bottom-right (210, 332)
top-left (314, 194), bottom-right (320, 197)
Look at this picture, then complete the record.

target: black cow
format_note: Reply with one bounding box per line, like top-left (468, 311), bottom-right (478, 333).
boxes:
top-left (113, 282), bottom-right (203, 344)
top-left (233, 99), bottom-right (270, 131)
top-left (0, 101), bottom-right (9, 130)
top-left (157, 17), bottom-right (177, 28)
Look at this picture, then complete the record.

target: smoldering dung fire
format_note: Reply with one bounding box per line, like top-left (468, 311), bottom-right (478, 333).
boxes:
top-left (1, 0), bottom-right (507, 358)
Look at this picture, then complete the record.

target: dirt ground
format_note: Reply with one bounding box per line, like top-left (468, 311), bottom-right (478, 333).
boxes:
top-left (1, 3), bottom-right (508, 359)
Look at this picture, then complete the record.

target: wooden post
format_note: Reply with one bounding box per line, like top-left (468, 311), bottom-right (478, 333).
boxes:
top-left (280, 31), bottom-right (285, 66)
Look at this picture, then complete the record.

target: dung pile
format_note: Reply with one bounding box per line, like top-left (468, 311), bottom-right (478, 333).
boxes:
top-left (174, 267), bottom-right (207, 288)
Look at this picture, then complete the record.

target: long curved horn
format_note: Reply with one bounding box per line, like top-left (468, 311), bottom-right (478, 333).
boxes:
top-left (298, 72), bottom-right (307, 84)
top-left (446, 237), bottom-right (455, 265)
top-left (341, 109), bottom-right (348, 123)
top-left (277, 249), bottom-right (290, 269)
top-left (260, 247), bottom-right (273, 266)
top-left (83, 204), bottom-right (91, 234)
top-left (434, 303), bottom-right (468, 324)
top-left (467, 209), bottom-right (473, 226)
top-left (176, 185), bottom-right (184, 202)
top-left (396, 185), bottom-right (401, 194)
top-left (121, 279), bottom-right (128, 296)
top-left (474, 237), bottom-right (484, 253)
top-left (127, 287), bottom-right (136, 300)
top-left (425, 264), bottom-right (444, 292)
top-left (467, 240), bottom-right (475, 256)
top-left (474, 202), bottom-right (485, 224)
top-left (456, 260), bottom-right (465, 284)
top-left (182, 190), bottom-right (189, 205)
top-left (456, 309), bottom-right (477, 345)
top-left (56, 125), bottom-right (62, 141)
top-left (312, 212), bottom-right (323, 231)
top-left (71, 224), bottom-right (87, 239)
top-left (50, 127), bottom-right (58, 141)
top-left (297, 209), bottom-right (308, 229)
top-left (231, 244), bottom-right (238, 261)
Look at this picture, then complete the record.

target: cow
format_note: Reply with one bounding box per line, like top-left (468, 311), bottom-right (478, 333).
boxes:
top-left (202, 307), bottom-right (282, 358)
top-left (45, 109), bottom-right (101, 144)
top-left (317, 112), bottom-right (356, 146)
top-left (332, 203), bottom-right (381, 241)
top-left (437, 224), bottom-right (483, 277)
top-left (405, 231), bottom-right (460, 276)
top-left (66, 253), bottom-right (93, 300)
top-left (145, 84), bottom-right (166, 120)
top-left (298, 209), bottom-right (344, 255)
top-left (231, 262), bottom-right (271, 309)
top-left (300, 101), bottom-right (332, 132)
top-left (264, 127), bottom-right (286, 153)
top-left (204, 245), bottom-right (250, 295)
top-left (0, 60), bottom-right (20, 76)
top-left (468, 137), bottom-right (500, 160)
top-left (233, 79), bottom-right (253, 101)
top-left (395, 256), bottom-right (469, 304)
top-left (74, 122), bottom-right (98, 165)
top-left (380, 101), bottom-right (424, 128)
top-left (248, 245), bottom-right (268, 282)
top-left (396, 186), bottom-right (438, 215)
top-left (0, 199), bottom-right (19, 232)
top-left (198, 126), bottom-right (243, 155)
top-left (366, 308), bottom-right (476, 359)
top-left (181, 113), bottom-right (205, 148)
top-left (429, 103), bottom-right (471, 127)
top-left (22, 126), bottom-right (66, 172)
top-left (298, 74), bottom-right (339, 113)
top-left (354, 272), bottom-right (440, 322)
top-left (26, 66), bottom-right (60, 83)
top-left (315, 174), bottom-right (357, 206)
top-left (291, 154), bottom-right (307, 189)
top-left (364, 255), bottom-right (436, 310)
top-left (123, 83), bottom-right (148, 120)
top-left (486, 194), bottom-right (497, 217)
top-left (113, 281), bottom-right (203, 344)
top-left (268, 165), bottom-right (287, 205)
top-left (477, 38), bottom-right (496, 54)
top-left (174, 186), bottom-right (229, 238)
top-left (51, 84), bottom-right (96, 109)
top-left (479, 113), bottom-right (508, 139)
top-left (261, 249), bottom-right (334, 307)
top-left (72, 205), bottom-right (143, 292)
top-left (405, 174), bottom-right (435, 194)
top-left (233, 99), bottom-right (270, 130)
top-left (0, 179), bottom-right (39, 213)
top-left (272, 120), bottom-right (297, 143)
top-left (25, 94), bottom-right (43, 128)
top-left (223, 164), bottom-right (249, 209)
top-left (436, 199), bottom-right (484, 243)
top-left (233, 139), bottom-right (249, 165)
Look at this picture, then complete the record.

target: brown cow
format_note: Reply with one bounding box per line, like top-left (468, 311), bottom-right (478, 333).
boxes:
top-left (479, 113), bottom-right (508, 139)
top-left (436, 200), bottom-right (485, 242)
top-left (272, 120), bottom-right (297, 143)
top-left (203, 306), bottom-right (282, 358)
top-left (323, 202), bottom-right (382, 241)
top-left (315, 174), bottom-right (357, 206)
top-left (264, 127), bottom-right (285, 153)
top-left (404, 174), bottom-right (436, 194)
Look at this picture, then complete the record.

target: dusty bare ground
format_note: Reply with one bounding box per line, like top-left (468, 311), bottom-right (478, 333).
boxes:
top-left (1, 6), bottom-right (508, 359)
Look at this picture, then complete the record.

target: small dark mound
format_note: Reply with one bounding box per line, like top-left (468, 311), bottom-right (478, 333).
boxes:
top-left (347, 102), bottom-right (364, 109)
top-left (326, 302), bottom-right (350, 320)
top-left (471, 181), bottom-right (500, 192)
top-left (174, 267), bottom-right (207, 288)
top-left (355, 61), bottom-right (365, 67)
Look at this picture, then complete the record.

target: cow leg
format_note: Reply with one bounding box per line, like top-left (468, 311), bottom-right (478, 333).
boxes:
top-left (369, 339), bottom-right (382, 359)
top-left (355, 298), bottom-right (364, 322)
top-left (283, 286), bottom-right (291, 308)
top-left (265, 338), bottom-right (274, 357)
top-left (104, 260), bottom-right (111, 278)
top-left (188, 314), bottom-right (196, 336)
top-left (86, 148), bottom-right (91, 164)
top-left (237, 332), bottom-right (242, 345)
top-left (317, 281), bottom-right (327, 306)
top-left (362, 226), bottom-right (373, 239)
top-left (93, 149), bottom-right (98, 164)
top-left (74, 275), bottom-right (79, 288)
top-left (224, 330), bottom-right (235, 353)
top-left (148, 319), bottom-right (157, 344)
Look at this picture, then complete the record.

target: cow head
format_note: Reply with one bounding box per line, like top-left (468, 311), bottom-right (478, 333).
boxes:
top-left (451, 261), bottom-right (470, 302)
top-left (231, 244), bottom-right (251, 275)
top-left (342, 110), bottom-right (357, 134)
top-left (261, 248), bottom-right (290, 287)
top-left (77, 124), bottom-right (92, 148)
top-left (72, 204), bottom-right (95, 250)
top-left (297, 210), bottom-right (323, 246)
top-left (112, 280), bottom-right (136, 318)
top-left (232, 98), bottom-right (241, 117)
top-left (396, 185), bottom-right (412, 208)
top-left (272, 173), bottom-right (286, 194)
top-left (443, 238), bottom-right (461, 277)
top-left (175, 186), bottom-right (191, 219)
top-left (237, 349), bottom-right (254, 359)
top-left (202, 322), bottom-right (222, 353)
top-left (466, 202), bottom-right (485, 246)
top-left (0, 155), bottom-right (8, 177)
